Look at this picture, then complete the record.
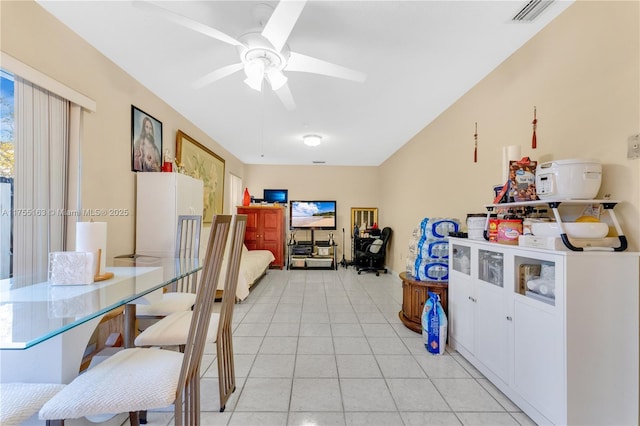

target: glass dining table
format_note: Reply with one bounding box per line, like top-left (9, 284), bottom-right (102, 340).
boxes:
top-left (0, 257), bottom-right (201, 383)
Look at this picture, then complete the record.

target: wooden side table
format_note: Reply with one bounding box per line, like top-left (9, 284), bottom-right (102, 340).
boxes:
top-left (398, 272), bottom-right (448, 334)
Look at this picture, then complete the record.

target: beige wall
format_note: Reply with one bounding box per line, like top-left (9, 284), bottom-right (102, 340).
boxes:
top-left (2, 1), bottom-right (638, 276)
top-left (244, 1), bottom-right (640, 274)
top-left (378, 0), bottom-right (640, 273)
top-left (1, 1), bottom-right (246, 259)
top-left (244, 165), bottom-right (380, 261)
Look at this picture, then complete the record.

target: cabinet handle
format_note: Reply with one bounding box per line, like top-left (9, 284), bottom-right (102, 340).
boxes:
top-left (468, 296), bottom-right (476, 303)
top-left (506, 316), bottom-right (512, 321)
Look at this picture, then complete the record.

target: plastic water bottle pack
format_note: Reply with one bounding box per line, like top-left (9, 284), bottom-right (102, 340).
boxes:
top-left (407, 217), bottom-right (460, 281)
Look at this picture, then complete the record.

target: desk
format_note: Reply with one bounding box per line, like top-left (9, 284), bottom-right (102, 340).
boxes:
top-left (0, 258), bottom-right (201, 383)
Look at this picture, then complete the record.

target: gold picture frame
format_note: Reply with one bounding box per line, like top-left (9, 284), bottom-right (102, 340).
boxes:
top-left (351, 207), bottom-right (378, 234)
top-left (176, 130), bottom-right (225, 222)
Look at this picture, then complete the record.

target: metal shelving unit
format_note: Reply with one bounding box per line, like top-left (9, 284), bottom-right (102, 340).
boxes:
top-left (483, 199), bottom-right (627, 252)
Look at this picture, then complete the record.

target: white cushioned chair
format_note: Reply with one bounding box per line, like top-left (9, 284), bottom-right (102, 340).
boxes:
top-left (136, 215), bottom-right (202, 318)
top-left (39, 214), bottom-right (242, 426)
top-left (134, 215), bottom-right (247, 411)
top-left (0, 383), bottom-right (65, 425)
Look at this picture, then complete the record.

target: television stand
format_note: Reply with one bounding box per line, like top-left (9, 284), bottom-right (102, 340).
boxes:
top-left (287, 230), bottom-right (337, 270)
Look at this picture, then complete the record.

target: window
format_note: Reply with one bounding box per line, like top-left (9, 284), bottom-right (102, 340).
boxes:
top-left (1, 69), bottom-right (71, 284)
top-left (0, 70), bottom-right (14, 279)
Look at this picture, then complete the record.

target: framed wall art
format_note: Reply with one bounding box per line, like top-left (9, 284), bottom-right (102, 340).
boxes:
top-left (131, 105), bottom-right (162, 172)
top-left (176, 130), bottom-right (225, 222)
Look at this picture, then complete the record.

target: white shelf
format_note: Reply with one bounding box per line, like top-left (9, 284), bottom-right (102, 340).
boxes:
top-left (482, 199), bottom-right (627, 252)
top-left (485, 199), bottom-right (619, 209)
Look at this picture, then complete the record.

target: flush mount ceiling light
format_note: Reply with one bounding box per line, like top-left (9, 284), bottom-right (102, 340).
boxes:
top-left (303, 134), bottom-right (322, 147)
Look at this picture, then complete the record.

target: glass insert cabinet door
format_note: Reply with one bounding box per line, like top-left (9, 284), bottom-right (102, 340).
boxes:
top-left (351, 207), bottom-right (378, 233)
top-left (451, 244), bottom-right (471, 275)
top-left (478, 249), bottom-right (504, 287)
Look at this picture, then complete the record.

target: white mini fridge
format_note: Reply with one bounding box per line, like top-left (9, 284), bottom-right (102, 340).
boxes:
top-left (136, 173), bottom-right (203, 258)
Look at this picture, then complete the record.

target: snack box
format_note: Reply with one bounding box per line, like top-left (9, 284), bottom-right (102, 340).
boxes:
top-left (509, 157), bottom-right (538, 202)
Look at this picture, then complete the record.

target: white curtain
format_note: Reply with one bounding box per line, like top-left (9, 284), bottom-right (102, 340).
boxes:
top-left (13, 77), bottom-right (69, 285)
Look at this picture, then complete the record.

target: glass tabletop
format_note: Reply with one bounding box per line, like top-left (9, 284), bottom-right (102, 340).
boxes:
top-left (0, 257), bottom-right (201, 349)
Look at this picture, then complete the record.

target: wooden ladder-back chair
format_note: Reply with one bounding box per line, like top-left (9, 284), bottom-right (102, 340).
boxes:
top-left (39, 215), bottom-right (232, 426)
top-left (133, 215), bottom-right (247, 412)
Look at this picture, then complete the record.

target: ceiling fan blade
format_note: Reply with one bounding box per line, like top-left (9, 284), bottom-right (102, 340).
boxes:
top-left (287, 52), bottom-right (367, 83)
top-left (193, 63), bottom-right (244, 89)
top-left (261, 0), bottom-right (307, 52)
top-left (134, 1), bottom-right (244, 47)
top-left (274, 82), bottom-right (297, 111)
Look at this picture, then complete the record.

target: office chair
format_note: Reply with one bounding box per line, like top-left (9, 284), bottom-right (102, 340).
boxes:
top-left (356, 227), bottom-right (392, 276)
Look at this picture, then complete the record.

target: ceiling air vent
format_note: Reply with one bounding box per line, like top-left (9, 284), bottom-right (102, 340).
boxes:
top-left (512, 0), bottom-right (554, 22)
top-left (312, 161), bottom-right (326, 164)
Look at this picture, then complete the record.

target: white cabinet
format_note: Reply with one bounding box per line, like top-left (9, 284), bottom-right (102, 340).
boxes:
top-left (476, 278), bottom-right (511, 383)
top-left (136, 173), bottom-right (203, 258)
top-left (449, 238), bottom-right (639, 426)
top-left (449, 245), bottom-right (511, 384)
top-left (448, 270), bottom-right (475, 354)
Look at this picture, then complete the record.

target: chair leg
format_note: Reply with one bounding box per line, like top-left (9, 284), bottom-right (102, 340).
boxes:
top-left (129, 411), bottom-right (141, 426)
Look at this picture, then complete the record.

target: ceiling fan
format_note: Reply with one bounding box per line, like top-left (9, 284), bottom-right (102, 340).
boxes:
top-left (135, 0), bottom-right (367, 110)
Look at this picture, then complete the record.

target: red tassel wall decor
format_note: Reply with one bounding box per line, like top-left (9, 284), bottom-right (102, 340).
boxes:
top-left (531, 106), bottom-right (537, 149)
top-left (473, 122), bottom-right (478, 163)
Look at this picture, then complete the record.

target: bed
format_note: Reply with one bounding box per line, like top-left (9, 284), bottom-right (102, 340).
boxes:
top-left (216, 245), bottom-right (274, 301)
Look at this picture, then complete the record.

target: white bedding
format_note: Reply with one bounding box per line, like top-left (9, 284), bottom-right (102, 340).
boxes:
top-left (216, 246), bottom-right (274, 301)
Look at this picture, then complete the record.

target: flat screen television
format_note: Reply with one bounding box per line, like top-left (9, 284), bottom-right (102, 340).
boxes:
top-left (263, 188), bottom-right (288, 204)
top-left (290, 200), bottom-right (337, 230)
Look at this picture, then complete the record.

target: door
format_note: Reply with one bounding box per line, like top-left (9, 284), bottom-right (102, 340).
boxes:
top-left (475, 249), bottom-right (510, 382)
top-left (261, 208), bottom-right (284, 267)
top-left (239, 207), bottom-right (260, 250)
top-left (513, 297), bottom-right (563, 424)
top-left (237, 206), bottom-right (284, 268)
top-left (411, 285), bottom-right (429, 323)
top-left (448, 273), bottom-right (475, 353)
top-left (476, 281), bottom-right (510, 382)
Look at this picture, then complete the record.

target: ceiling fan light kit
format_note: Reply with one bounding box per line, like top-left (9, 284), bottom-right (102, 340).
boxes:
top-left (303, 134), bottom-right (322, 147)
top-left (267, 70), bottom-right (287, 91)
top-left (239, 33), bottom-right (288, 92)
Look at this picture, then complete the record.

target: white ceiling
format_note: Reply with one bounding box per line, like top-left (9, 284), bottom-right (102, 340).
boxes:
top-left (37, 0), bottom-right (573, 166)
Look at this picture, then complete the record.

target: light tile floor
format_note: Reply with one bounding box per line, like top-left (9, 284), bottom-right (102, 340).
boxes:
top-left (46, 268), bottom-right (537, 426)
